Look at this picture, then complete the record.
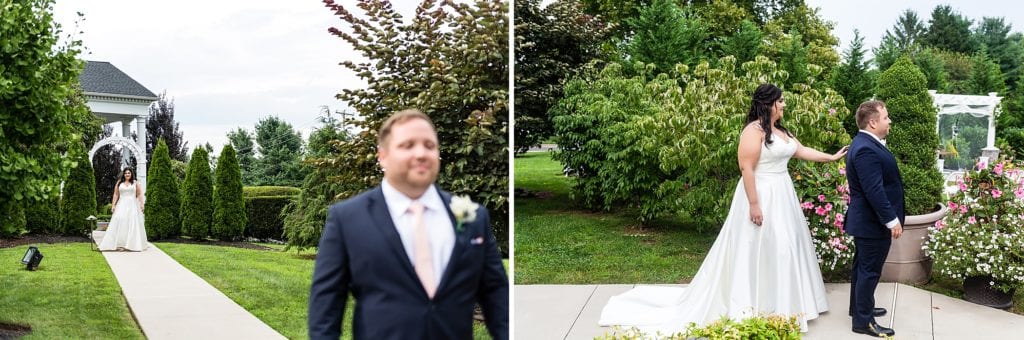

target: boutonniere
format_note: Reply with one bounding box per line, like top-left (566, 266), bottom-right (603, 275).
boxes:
top-left (449, 195), bottom-right (480, 232)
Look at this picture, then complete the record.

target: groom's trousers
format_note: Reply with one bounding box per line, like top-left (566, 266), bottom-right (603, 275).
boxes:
top-left (850, 237), bottom-right (891, 327)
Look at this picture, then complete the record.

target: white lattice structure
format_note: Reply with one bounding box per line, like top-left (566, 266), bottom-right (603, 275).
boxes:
top-left (928, 90), bottom-right (1003, 193)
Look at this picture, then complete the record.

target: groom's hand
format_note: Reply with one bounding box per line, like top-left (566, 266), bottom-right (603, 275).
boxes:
top-left (891, 224), bottom-right (903, 239)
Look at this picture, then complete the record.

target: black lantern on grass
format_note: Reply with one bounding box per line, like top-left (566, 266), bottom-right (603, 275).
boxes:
top-left (21, 246), bottom-right (43, 271)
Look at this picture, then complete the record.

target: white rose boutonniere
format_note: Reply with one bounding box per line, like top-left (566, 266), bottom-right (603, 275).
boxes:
top-left (449, 195), bottom-right (480, 232)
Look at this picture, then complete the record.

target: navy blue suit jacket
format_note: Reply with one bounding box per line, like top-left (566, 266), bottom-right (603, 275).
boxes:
top-left (844, 132), bottom-right (906, 239)
top-left (308, 186), bottom-right (509, 340)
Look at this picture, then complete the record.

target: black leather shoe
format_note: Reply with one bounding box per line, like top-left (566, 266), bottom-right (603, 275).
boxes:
top-left (852, 321), bottom-right (895, 337)
top-left (848, 307), bottom-right (887, 317)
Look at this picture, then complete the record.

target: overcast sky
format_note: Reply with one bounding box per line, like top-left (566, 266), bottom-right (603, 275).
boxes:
top-left (54, 0), bottom-right (424, 155)
top-left (806, 0), bottom-right (1024, 60)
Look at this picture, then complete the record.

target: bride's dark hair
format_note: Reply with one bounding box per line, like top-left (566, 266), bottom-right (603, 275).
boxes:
top-left (120, 167), bottom-right (136, 184)
top-left (746, 83), bottom-right (792, 147)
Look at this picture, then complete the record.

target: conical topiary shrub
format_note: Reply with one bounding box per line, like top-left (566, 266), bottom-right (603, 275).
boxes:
top-left (60, 143), bottom-right (97, 236)
top-left (145, 139), bottom-right (181, 239)
top-left (213, 145), bottom-right (246, 241)
top-left (875, 56), bottom-right (944, 215)
top-left (181, 147), bottom-right (213, 240)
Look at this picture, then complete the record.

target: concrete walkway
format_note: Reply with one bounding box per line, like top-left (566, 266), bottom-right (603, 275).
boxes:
top-left (516, 283), bottom-right (1024, 339)
top-left (92, 230), bottom-right (284, 340)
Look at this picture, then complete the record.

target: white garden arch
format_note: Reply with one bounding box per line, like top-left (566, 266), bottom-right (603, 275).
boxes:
top-left (929, 90), bottom-right (1003, 167)
top-left (80, 61), bottom-right (159, 187)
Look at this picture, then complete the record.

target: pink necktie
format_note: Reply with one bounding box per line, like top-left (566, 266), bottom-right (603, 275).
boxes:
top-left (409, 201), bottom-right (435, 298)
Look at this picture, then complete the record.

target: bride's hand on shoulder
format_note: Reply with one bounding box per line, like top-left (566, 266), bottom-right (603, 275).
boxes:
top-left (831, 145), bottom-right (850, 161)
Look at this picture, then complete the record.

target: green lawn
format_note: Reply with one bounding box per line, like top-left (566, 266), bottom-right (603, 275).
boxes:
top-left (0, 243), bottom-right (144, 339)
top-left (157, 242), bottom-right (499, 339)
top-left (514, 151), bottom-right (718, 284)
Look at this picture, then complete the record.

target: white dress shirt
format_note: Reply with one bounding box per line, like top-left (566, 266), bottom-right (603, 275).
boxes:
top-left (858, 130), bottom-right (901, 229)
top-left (381, 179), bottom-right (456, 290)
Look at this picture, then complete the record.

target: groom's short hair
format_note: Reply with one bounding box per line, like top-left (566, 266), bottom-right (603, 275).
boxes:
top-left (377, 109), bottom-right (436, 147)
top-left (856, 101), bottom-right (886, 129)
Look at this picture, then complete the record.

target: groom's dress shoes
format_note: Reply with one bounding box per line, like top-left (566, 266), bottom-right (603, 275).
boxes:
top-left (852, 321), bottom-right (895, 337)
top-left (848, 307), bottom-right (887, 317)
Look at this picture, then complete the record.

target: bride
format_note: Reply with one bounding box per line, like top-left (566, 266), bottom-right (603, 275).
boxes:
top-left (599, 83), bottom-right (848, 334)
top-left (98, 168), bottom-right (148, 251)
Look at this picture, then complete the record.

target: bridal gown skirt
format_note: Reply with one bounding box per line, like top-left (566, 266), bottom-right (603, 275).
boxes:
top-left (98, 190), bottom-right (148, 251)
top-left (598, 170), bottom-right (829, 335)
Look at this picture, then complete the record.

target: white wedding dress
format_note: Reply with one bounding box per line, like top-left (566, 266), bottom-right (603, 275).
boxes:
top-left (599, 136), bottom-right (828, 335)
top-left (98, 182), bottom-right (148, 251)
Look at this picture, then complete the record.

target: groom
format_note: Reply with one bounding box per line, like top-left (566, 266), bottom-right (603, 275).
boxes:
top-left (307, 109), bottom-right (509, 339)
top-left (844, 100), bottom-right (905, 337)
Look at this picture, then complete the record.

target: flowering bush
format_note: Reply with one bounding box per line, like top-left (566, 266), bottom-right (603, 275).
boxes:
top-left (925, 159), bottom-right (1024, 293)
top-left (792, 161), bottom-right (855, 272)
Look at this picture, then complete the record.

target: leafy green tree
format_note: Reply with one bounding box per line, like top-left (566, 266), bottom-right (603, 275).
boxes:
top-left (888, 9), bottom-right (927, 50)
top-left (213, 145), bottom-right (246, 241)
top-left (60, 143), bottom-right (97, 236)
top-left (875, 56), bottom-right (944, 214)
top-left (227, 128), bottom-right (257, 185)
top-left (829, 30), bottom-right (875, 137)
top-left (936, 50), bottom-right (975, 93)
top-left (968, 48), bottom-right (1007, 95)
top-left (776, 28), bottom-right (813, 88)
top-left (974, 17), bottom-right (1023, 89)
top-left (145, 139), bottom-right (181, 239)
top-left (145, 91), bottom-right (188, 164)
top-left (626, 0), bottom-right (711, 75)
top-left (922, 5), bottom-right (978, 54)
top-left (552, 55), bottom-right (850, 226)
top-left (319, 0), bottom-right (509, 253)
top-left (254, 116), bottom-right (305, 187)
top-left (762, 2), bottom-right (840, 75)
top-left (180, 147), bottom-right (213, 240)
top-left (718, 20), bottom-right (764, 65)
top-left (913, 47), bottom-right (950, 92)
top-left (514, 0), bottom-right (612, 154)
top-left (0, 0), bottom-right (92, 233)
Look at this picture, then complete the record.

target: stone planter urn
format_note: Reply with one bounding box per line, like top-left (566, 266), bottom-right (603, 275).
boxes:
top-left (881, 204), bottom-right (947, 284)
top-left (963, 275), bottom-right (1016, 309)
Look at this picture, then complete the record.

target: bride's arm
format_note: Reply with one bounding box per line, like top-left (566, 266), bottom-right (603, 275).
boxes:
top-left (738, 124), bottom-right (764, 226)
top-left (112, 183), bottom-right (120, 213)
top-left (792, 137), bottom-right (849, 162)
top-left (136, 183), bottom-right (145, 212)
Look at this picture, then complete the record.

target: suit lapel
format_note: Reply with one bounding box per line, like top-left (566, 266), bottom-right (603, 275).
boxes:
top-left (367, 187), bottom-right (419, 284)
top-left (436, 190), bottom-right (467, 295)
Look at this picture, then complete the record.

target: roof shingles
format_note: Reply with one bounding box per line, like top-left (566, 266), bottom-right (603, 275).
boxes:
top-left (79, 61), bottom-right (158, 99)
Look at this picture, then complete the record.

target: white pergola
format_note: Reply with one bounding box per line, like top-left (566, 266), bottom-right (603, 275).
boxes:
top-left (80, 61), bottom-right (159, 188)
top-left (929, 90), bottom-right (1003, 165)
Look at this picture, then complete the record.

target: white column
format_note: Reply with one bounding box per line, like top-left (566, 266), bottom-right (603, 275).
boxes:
top-left (981, 92), bottom-right (1000, 161)
top-left (122, 119), bottom-right (131, 138)
top-left (136, 115), bottom-right (148, 189)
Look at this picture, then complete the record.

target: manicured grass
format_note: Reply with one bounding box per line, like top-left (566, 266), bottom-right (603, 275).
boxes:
top-left (157, 242), bottom-right (499, 339)
top-left (514, 152), bottom-right (718, 284)
top-left (0, 242), bottom-right (144, 339)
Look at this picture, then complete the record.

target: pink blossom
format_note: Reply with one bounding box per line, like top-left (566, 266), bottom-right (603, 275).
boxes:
top-left (829, 237), bottom-right (842, 247)
top-left (934, 219), bottom-right (946, 230)
top-left (839, 167), bottom-right (846, 175)
top-left (834, 218), bottom-right (844, 227)
top-left (818, 194), bottom-right (827, 202)
top-left (960, 205), bottom-right (968, 214)
top-left (994, 163), bottom-right (1004, 175)
top-left (835, 213), bottom-right (844, 222)
top-left (968, 216), bottom-right (977, 224)
top-left (829, 108), bottom-right (837, 115)
top-left (948, 201), bottom-right (958, 211)
top-left (836, 185), bottom-right (846, 194)
top-left (825, 203), bottom-right (833, 211)
top-left (1015, 187), bottom-right (1024, 199)
top-left (977, 160), bottom-right (988, 170)
top-left (824, 216), bottom-right (831, 224)
top-left (992, 188), bottom-right (1003, 198)
top-left (815, 206), bottom-right (828, 216)
top-left (837, 243), bottom-right (849, 251)
top-left (801, 201), bottom-right (814, 209)
top-left (959, 182), bottom-right (968, 192)
top-left (843, 194), bottom-right (851, 203)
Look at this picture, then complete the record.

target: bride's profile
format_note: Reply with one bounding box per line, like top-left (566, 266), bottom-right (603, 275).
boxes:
top-left (598, 83), bottom-right (848, 334)
top-left (98, 167), bottom-right (148, 252)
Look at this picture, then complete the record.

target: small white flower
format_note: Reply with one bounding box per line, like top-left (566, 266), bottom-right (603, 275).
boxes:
top-left (449, 195), bottom-right (480, 231)
top-left (86, 215), bottom-right (97, 221)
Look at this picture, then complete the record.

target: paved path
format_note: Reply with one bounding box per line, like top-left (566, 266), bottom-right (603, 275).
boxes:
top-left (92, 230), bottom-right (285, 340)
top-left (516, 283), bottom-right (1024, 339)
